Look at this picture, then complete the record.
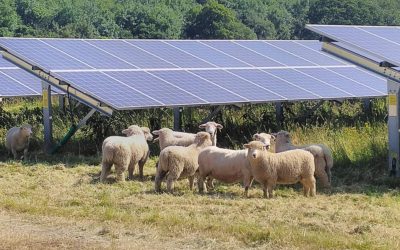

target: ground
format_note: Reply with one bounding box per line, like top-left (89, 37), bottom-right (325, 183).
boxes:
top-left (0, 157), bottom-right (399, 250)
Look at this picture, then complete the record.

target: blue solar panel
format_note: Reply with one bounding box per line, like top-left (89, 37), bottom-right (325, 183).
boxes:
top-left (165, 41), bottom-right (248, 67)
top-left (106, 71), bottom-right (207, 106)
top-left (127, 40), bottom-right (214, 68)
top-left (201, 41), bottom-right (283, 67)
top-left (298, 68), bottom-right (384, 97)
top-left (0, 38), bottom-right (387, 109)
top-left (190, 70), bottom-right (285, 101)
top-left (45, 39), bottom-right (135, 69)
top-left (306, 25), bottom-right (400, 67)
top-left (88, 40), bottom-right (176, 69)
top-left (151, 70), bottom-right (247, 103)
top-left (0, 70), bottom-right (39, 97)
top-left (53, 71), bottom-right (162, 109)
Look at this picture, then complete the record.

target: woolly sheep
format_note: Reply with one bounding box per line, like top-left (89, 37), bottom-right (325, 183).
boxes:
top-left (252, 133), bottom-right (275, 150)
top-left (155, 132), bottom-right (212, 193)
top-left (100, 125), bottom-right (152, 182)
top-left (199, 121), bottom-right (223, 146)
top-left (244, 141), bottom-right (316, 198)
top-left (272, 130), bottom-right (333, 188)
top-left (152, 128), bottom-right (196, 151)
top-left (5, 124), bottom-right (33, 160)
top-left (197, 146), bottom-right (253, 197)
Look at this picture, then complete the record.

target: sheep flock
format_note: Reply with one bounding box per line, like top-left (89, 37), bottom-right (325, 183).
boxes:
top-left (4, 121), bottom-right (334, 198)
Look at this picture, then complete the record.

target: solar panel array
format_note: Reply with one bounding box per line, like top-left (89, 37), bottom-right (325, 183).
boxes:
top-left (306, 25), bottom-right (400, 68)
top-left (0, 38), bottom-right (386, 109)
top-left (0, 55), bottom-right (44, 97)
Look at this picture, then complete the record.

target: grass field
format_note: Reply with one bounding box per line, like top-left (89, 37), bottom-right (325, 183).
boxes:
top-left (0, 121), bottom-right (400, 249)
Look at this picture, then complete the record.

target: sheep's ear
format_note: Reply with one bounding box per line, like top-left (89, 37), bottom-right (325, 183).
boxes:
top-left (152, 130), bottom-right (160, 135)
top-left (216, 123), bottom-right (223, 129)
top-left (262, 145), bottom-right (269, 150)
top-left (252, 134), bottom-right (260, 140)
top-left (199, 124), bottom-right (206, 129)
top-left (153, 137), bottom-right (159, 143)
top-left (270, 134), bottom-right (276, 140)
top-left (243, 144), bottom-right (250, 149)
top-left (122, 129), bottom-right (130, 135)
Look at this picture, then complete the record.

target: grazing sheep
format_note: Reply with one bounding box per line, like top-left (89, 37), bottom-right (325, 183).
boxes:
top-left (244, 141), bottom-right (316, 198)
top-left (272, 131), bottom-right (333, 188)
top-left (152, 128), bottom-right (196, 151)
top-left (199, 121), bottom-right (223, 146)
top-left (100, 125), bottom-right (152, 182)
top-left (5, 124), bottom-right (33, 160)
top-left (197, 146), bottom-right (253, 197)
top-left (155, 132), bottom-right (212, 193)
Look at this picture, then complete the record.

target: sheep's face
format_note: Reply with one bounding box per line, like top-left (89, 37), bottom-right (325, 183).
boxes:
top-left (20, 125), bottom-right (33, 139)
top-left (194, 132), bottom-right (212, 146)
top-left (141, 127), bottom-right (153, 141)
top-left (252, 133), bottom-right (275, 150)
top-left (244, 141), bottom-right (267, 160)
top-left (199, 121), bottom-right (223, 137)
top-left (122, 125), bottom-right (143, 137)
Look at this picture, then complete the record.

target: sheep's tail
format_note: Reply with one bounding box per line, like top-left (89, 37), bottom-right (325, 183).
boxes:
top-left (159, 149), bottom-right (173, 171)
top-left (323, 146), bottom-right (334, 184)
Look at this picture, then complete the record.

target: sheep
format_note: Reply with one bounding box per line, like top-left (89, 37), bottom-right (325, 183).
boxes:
top-left (199, 121), bottom-right (223, 146)
top-left (197, 146), bottom-right (253, 197)
top-left (155, 132), bottom-right (212, 193)
top-left (271, 130), bottom-right (333, 188)
top-left (152, 128), bottom-right (196, 151)
top-left (5, 124), bottom-right (33, 160)
top-left (100, 125), bottom-right (152, 182)
top-left (244, 140), bottom-right (316, 198)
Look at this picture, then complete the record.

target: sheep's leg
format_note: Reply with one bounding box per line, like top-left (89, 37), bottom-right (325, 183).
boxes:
top-left (188, 176), bottom-right (195, 191)
top-left (243, 176), bottom-right (253, 198)
top-left (262, 181), bottom-right (269, 198)
top-left (11, 148), bottom-right (18, 160)
top-left (166, 168), bottom-right (182, 193)
top-left (128, 162), bottom-right (136, 180)
top-left (206, 177), bottom-right (214, 190)
top-left (197, 175), bottom-right (207, 194)
top-left (23, 148), bottom-right (28, 161)
top-left (155, 166), bottom-right (167, 192)
top-left (267, 183), bottom-right (275, 199)
top-left (115, 164), bottom-right (127, 182)
top-left (100, 161), bottom-right (112, 183)
top-left (310, 176), bottom-right (317, 197)
top-left (138, 161), bottom-right (145, 180)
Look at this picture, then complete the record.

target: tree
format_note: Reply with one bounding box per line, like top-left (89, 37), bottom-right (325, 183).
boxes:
top-left (184, 0), bottom-right (256, 39)
top-left (0, 0), bottom-right (21, 36)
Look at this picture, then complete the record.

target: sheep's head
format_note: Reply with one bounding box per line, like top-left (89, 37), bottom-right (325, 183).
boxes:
top-left (273, 130), bottom-right (291, 144)
top-left (194, 131), bottom-right (212, 147)
top-left (252, 133), bottom-right (275, 150)
top-left (152, 128), bottom-right (173, 138)
top-left (20, 125), bottom-right (33, 139)
top-left (122, 125), bottom-right (143, 137)
top-left (244, 141), bottom-right (268, 160)
top-left (141, 127), bottom-right (153, 141)
top-left (199, 121), bottom-right (223, 138)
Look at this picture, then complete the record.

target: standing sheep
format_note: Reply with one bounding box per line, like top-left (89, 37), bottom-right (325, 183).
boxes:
top-left (100, 125), bottom-right (152, 182)
top-left (197, 147), bottom-right (253, 197)
top-left (272, 131), bottom-right (333, 188)
top-left (5, 124), bottom-right (33, 160)
top-left (152, 128), bottom-right (196, 151)
top-left (252, 133), bottom-right (275, 150)
top-left (244, 141), bottom-right (316, 198)
top-left (155, 132), bottom-right (212, 193)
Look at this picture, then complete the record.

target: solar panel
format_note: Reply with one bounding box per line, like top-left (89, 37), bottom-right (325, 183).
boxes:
top-left (0, 38), bottom-right (387, 109)
top-left (306, 25), bottom-right (400, 67)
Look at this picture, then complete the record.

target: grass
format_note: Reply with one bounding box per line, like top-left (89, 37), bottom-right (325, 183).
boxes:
top-left (1, 99), bottom-right (399, 248)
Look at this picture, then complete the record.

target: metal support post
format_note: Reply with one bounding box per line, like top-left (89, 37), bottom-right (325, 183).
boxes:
top-left (275, 102), bottom-right (283, 129)
top-left (173, 107), bottom-right (182, 131)
top-left (42, 81), bottom-right (53, 154)
top-left (200, 106), bottom-right (224, 124)
top-left (363, 98), bottom-right (371, 114)
top-left (387, 79), bottom-right (400, 177)
top-left (59, 95), bottom-right (65, 110)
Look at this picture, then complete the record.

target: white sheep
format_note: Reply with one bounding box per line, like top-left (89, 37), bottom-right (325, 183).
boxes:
top-left (100, 125), bottom-right (152, 182)
top-left (199, 121), bottom-right (223, 146)
top-left (155, 131), bottom-right (212, 193)
top-left (271, 131), bottom-right (333, 188)
top-left (152, 128), bottom-right (196, 151)
top-left (197, 146), bottom-right (253, 197)
top-left (5, 124), bottom-right (33, 160)
top-left (244, 140), bottom-right (316, 198)
top-left (252, 133), bottom-right (275, 150)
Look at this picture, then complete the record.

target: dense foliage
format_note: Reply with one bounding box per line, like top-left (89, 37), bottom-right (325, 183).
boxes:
top-left (1, 0), bottom-right (399, 39)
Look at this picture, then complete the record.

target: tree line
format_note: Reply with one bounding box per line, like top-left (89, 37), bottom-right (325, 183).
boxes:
top-left (1, 0), bottom-right (400, 40)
